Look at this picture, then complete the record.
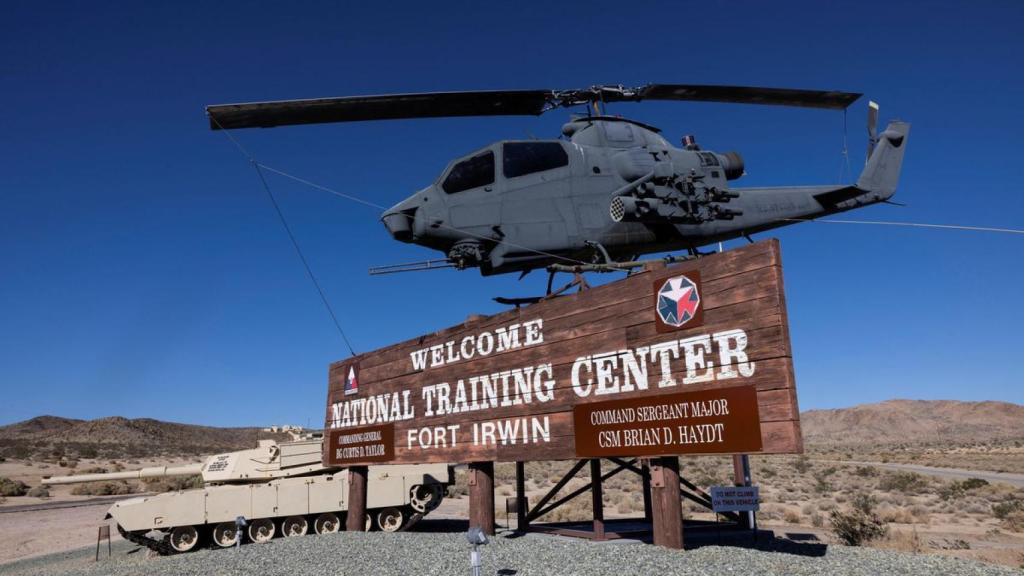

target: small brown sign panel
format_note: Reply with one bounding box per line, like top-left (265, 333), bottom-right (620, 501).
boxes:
top-left (326, 424), bottom-right (395, 465)
top-left (653, 270), bottom-right (704, 332)
top-left (573, 385), bottom-right (762, 458)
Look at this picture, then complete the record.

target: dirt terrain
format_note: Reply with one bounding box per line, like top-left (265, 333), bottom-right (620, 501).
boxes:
top-left (1, 400), bottom-right (1022, 568)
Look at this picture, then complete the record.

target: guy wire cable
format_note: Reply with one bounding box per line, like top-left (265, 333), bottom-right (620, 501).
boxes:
top-left (210, 115), bottom-right (357, 357)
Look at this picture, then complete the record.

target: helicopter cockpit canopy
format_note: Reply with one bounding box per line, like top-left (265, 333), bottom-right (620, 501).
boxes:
top-left (440, 141), bottom-right (570, 193)
top-left (442, 149), bottom-right (494, 194)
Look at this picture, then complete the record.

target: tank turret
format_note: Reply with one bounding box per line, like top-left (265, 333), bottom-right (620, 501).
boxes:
top-left (42, 436), bottom-right (452, 554)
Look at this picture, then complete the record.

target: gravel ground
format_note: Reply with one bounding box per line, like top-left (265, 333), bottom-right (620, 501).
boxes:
top-left (4, 529), bottom-right (1021, 576)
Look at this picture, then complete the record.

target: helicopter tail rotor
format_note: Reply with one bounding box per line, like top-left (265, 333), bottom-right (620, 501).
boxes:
top-left (866, 101), bottom-right (880, 163)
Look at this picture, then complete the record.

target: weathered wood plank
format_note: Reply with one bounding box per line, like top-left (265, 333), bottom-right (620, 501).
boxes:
top-left (324, 240), bottom-right (801, 466)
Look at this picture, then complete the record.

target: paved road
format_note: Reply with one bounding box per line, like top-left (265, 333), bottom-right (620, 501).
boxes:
top-left (819, 460), bottom-right (1024, 488)
top-left (0, 493), bottom-right (148, 514)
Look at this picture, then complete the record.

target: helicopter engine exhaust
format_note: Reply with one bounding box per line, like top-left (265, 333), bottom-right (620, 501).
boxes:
top-left (719, 151), bottom-right (744, 180)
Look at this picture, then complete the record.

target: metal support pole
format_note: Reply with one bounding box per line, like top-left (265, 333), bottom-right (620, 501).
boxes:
top-left (346, 466), bottom-right (368, 531)
top-left (650, 457), bottom-right (683, 549)
top-left (641, 458), bottom-right (653, 522)
top-left (590, 459), bottom-right (605, 540)
top-left (469, 461), bottom-right (495, 535)
top-left (515, 461), bottom-right (528, 532)
top-left (732, 454), bottom-right (756, 530)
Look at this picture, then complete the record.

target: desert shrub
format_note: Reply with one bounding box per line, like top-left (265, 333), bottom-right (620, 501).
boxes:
top-left (142, 475), bottom-right (202, 493)
top-left (939, 477), bottom-right (991, 501)
top-left (448, 471), bottom-right (469, 497)
top-left (853, 466), bottom-right (878, 477)
top-left (1001, 512), bottom-right (1024, 532)
top-left (813, 474), bottom-right (832, 494)
top-left (884, 528), bottom-right (924, 553)
top-left (538, 496), bottom-right (591, 522)
top-left (810, 511), bottom-right (824, 528)
top-left (962, 477), bottom-right (989, 490)
top-left (939, 482), bottom-right (965, 501)
top-left (793, 456), bottom-right (811, 474)
top-left (879, 471), bottom-right (927, 493)
top-left (829, 493), bottom-right (887, 546)
top-left (70, 481), bottom-right (136, 496)
top-left (76, 446), bottom-right (99, 459)
top-left (992, 498), bottom-right (1023, 520)
top-left (75, 467), bottom-right (109, 475)
top-left (909, 505), bottom-right (930, 524)
top-left (0, 456), bottom-right (5, 463)
top-left (0, 477), bottom-right (29, 497)
top-left (27, 486), bottom-right (49, 498)
top-left (784, 509), bottom-right (801, 524)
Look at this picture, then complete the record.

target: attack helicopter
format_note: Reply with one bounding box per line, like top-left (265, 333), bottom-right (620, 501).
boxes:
top-left (206, 84), bottom-right (909, 279)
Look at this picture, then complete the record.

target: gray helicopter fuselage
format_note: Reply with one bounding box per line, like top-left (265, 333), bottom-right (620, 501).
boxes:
top-left (382, 116), bottom-right (909, 275)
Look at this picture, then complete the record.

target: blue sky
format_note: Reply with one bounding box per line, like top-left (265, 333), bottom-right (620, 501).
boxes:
top-left (1, 0), bottom-right (1021, 427)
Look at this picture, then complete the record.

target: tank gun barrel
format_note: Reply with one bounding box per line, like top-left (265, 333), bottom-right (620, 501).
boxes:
top-left (42, 463), bottom-right (204, 486)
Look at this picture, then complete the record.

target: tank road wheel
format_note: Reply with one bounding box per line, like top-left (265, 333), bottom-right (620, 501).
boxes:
top-left (248, 518), bottom-right (275, 543)
top-left (314, 513), bottom-right (340, 535)
top-left (410, 484), bottom-right (444, 513)
top-left (376, 507), bottom-right (405, 532)
top-left (282, 516), bottom-right (309, 537)
top-left (169, 525), bottom-right (200, 553)
top-left (212, 522), bottom-right (240, 548)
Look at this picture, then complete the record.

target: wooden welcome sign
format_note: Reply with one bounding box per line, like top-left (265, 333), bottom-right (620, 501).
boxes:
top-left (323, 239), bottom-right (800, 467)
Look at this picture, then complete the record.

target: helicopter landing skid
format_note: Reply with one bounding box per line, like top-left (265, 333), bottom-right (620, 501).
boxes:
top-left (493, 254), bottom-right (695, 308)
top-left (493, 271), bottom-right (589, 309)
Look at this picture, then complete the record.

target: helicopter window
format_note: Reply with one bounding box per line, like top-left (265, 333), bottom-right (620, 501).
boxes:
top-left (502, 142), bottom-right (568, 178)
top-left (442, 151), bottom-right (494, 194)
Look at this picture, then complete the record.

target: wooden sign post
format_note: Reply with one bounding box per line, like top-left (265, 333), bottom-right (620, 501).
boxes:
top-left (325, 240), bottom-right (799, 548)
top-left (345, 466), bottom-right (368, 532)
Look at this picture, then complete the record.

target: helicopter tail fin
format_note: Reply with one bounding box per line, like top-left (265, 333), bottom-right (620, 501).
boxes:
top-left (856, 120), bottom-right (910, 199)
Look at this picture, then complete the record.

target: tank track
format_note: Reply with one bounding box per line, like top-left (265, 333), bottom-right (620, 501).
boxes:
top-left (397, 510), bottom-right (425, 532)
top-left (117, 524), bottom-right (177, 556)
top-left (117, 501), bottom-right (436, 555)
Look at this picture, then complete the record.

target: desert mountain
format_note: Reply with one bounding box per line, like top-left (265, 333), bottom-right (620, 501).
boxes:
top-left (800, 399), bottom-right (1024, 445)
top-left (3, 399), bottom-right (1021, 458)
top-left (0, 415), bottom-right (287, 458)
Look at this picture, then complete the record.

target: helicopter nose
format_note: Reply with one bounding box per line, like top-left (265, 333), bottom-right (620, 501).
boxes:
top-left (382, 208), bottom-right (415, 242)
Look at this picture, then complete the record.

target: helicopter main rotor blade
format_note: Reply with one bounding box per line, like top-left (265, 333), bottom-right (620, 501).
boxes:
top-left (636, 84), bottom-right (861, 110)
top-left (207, 84), bottom-right (862, 130)
top-left (207, 90), bottom-right (552, 130)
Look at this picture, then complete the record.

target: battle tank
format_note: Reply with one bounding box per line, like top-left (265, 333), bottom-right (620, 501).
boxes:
top-left (43, 435), bottom-right (451, 554)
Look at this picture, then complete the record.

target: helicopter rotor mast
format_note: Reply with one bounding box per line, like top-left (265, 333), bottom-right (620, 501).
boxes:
top-left (206, 84), bottom-right (861, 130)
